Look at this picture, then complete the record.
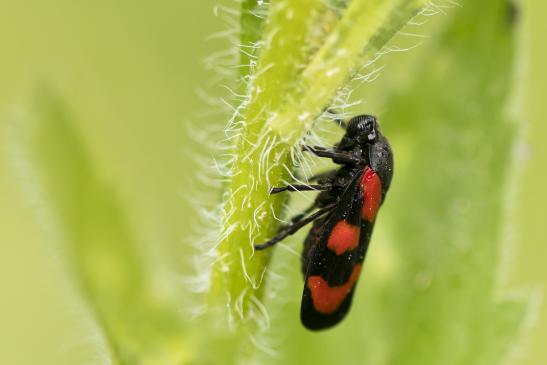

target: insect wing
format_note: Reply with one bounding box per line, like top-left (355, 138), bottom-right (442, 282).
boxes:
top-left (300, 171), bottom-right (367, 330)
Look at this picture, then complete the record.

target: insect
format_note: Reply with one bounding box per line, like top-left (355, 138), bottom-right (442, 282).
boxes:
top-left (255, 114), bottom-right (393, 330)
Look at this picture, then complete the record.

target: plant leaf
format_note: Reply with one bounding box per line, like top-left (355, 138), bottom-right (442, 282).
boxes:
top-left (381, 1), bottom-right (531, 363)
top-left (9, 89), bottom-right (189, 365)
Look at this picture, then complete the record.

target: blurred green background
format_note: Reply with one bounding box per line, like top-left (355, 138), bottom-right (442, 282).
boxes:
top-left (0, 1), bottom-right (545, 364)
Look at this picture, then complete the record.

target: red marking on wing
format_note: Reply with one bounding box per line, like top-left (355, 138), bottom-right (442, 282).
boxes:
top-left (307, 264), bottom-right (363, 314)
top-left (327, 220), bottom-right (360, 255)
top-left (360, 167), bottom-right (382, 222)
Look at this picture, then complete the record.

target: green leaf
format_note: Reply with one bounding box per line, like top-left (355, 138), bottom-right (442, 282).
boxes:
top-left (381, 1), bottom-right (530, 363)
top-left (9, 90), bottom-right (190, 365)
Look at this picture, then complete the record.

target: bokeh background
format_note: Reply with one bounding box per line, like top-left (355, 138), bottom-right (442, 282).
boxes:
top-left (0, 1), bottom-right (545, 364)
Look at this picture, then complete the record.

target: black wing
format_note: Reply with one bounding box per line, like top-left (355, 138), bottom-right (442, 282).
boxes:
top-left (300, 167), bottom-right (376, 330)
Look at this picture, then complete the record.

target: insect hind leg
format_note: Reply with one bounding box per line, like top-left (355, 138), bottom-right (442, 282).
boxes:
top-left (254, 203), bottom-right (335, 250)
top-left (270, 183), bottom-right (331, 194)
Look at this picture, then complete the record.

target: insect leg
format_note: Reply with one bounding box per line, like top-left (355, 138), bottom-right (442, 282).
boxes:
top-left (302, 145), bottom-right (360, 164)
top-left (270, 184), bottom-right (331, 194)
top-left (254, 203), bottom-right (336, 250)
top-left (285, 201), bottom-right (321, 226)
top-left (270, 203), bottom-right (317, 235)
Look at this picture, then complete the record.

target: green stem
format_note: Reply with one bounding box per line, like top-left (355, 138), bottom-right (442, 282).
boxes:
top-left (210, 0), bottom-right (327, 325)
top-left (239, 0), bottom-right (267, 82)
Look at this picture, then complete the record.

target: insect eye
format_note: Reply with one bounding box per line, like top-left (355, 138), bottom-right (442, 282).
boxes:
top-left (348, 115), bottom-right (377, 142)
top-left (348, 116), bottom-right (367, 135)
top-left (363, 119), bottom-right (377, 142)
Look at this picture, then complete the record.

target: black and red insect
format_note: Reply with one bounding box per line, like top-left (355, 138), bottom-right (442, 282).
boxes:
top-left (255, 114), bottom-right (393, 330)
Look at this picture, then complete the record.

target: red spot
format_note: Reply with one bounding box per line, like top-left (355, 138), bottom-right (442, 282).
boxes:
top-left (361, 167), bottom-right (382, 222)
top-left (327, 220), bottom-right (360, 255)
top-left (307, 265), bottom-right (362, 314)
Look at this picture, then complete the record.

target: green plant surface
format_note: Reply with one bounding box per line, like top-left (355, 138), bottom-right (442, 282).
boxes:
top-left (9, 91), bottom-right (191, 365)
top-left (512, 0), bottom-right (547, 362)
